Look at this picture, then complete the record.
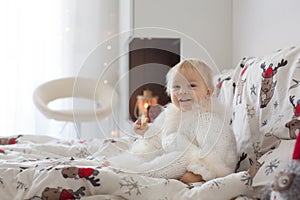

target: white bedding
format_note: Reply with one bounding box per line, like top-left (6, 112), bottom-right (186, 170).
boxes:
top-left (1, 45), bottom-right (300, 200)
top-left (0, 135), bottom-right (251, 200)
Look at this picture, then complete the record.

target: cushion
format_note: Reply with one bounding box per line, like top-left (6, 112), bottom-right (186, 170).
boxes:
top-left (252, 139), bottom-right (295, 187)
top-left (215, 46), bottom-right (300, 171)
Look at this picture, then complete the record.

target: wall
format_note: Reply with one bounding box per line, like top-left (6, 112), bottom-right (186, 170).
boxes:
top-left (133, 0), bottom-right (300, 69)
top-left (68, 0), bottom-right (120, 139)
top-left (133, 0), bottom-right (232, 72)
top-left (232, 0), bottom-right (300, 66)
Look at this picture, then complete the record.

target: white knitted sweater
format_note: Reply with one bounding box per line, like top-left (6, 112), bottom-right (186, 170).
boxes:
top-left (109, 103), bottom-right (238, 181)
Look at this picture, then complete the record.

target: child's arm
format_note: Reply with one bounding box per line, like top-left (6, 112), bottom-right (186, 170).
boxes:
top-left (103, 113), bottom-right (165, 169)
top-left (130, 112), bottom-right (165, 156)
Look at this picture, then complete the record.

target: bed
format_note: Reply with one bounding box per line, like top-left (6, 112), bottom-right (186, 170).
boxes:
top-left (0, 46), bottom-right (299, 200)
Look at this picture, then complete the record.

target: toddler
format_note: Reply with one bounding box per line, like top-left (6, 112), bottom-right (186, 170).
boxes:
top-left (106, 59), bottom-right (238, 183)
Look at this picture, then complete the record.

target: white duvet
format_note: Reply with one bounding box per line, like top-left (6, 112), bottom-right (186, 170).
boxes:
top-left (0, 135), bottom-right (251, 200)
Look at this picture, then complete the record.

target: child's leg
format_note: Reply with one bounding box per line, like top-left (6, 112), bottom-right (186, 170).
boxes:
top-left (139, 151), bottom-right (190, 179)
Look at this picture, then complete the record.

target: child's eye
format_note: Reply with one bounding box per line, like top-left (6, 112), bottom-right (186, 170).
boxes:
top-left (190, 84), bottom-right (197, 88)
top-left (172, 85), bottom-right (180, 89)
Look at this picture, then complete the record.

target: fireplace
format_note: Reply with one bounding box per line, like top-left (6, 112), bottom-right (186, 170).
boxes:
top-left (129, 38), bottom-right (180, 121)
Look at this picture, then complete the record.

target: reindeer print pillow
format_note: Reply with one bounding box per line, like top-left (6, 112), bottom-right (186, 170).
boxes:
top-left (252, 139), bottom-right (295, 187)
top-left (215, 46), bottom-right (300, 171)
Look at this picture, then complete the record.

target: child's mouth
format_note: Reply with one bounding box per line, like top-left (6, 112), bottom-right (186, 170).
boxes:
top-left (179, 99), bottom-right (192, 102)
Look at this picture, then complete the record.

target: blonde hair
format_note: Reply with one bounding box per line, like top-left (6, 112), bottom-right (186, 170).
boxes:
top-left (166, 59), bottom-right (214, 96)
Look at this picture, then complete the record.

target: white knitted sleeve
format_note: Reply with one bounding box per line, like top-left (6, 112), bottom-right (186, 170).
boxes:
top-left (130, 110), bottom-right (167, 156)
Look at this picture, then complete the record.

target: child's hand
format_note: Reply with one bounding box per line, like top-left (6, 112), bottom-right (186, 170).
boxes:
top-left (180, 171), bottom-right (204, 184)
top-left (134, 117), bottom-right (149, 136)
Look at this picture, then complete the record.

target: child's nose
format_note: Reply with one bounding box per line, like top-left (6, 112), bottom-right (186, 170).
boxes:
top-left (178, 87), bottom-right (189, 94)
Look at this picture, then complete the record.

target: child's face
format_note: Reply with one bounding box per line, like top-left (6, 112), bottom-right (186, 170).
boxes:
top-left (171, 70), bottom-right (210, 111)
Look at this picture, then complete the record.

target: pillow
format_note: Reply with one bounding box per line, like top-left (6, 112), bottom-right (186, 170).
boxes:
top-left (215, 46), bottom-right (300, 171)
top-left (252, 139), bottom-right (295, 187)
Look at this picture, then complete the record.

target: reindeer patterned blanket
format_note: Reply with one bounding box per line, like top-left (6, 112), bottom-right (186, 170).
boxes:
top-left (1, 45), bottom-right (299, 200)
top-left (0, 135), bottom-right (252, 200)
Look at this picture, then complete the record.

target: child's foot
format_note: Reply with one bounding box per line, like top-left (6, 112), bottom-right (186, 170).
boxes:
top-left (180, 171), bottom-right (204, 184)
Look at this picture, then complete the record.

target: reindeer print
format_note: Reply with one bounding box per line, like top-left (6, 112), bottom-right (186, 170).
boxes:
top-left (42, 186), bottom-right (85, 200)
top-left (285, 96), bottom-right (300, 139)
top-left (215, 76), bottom-right (231, 97)
top-left (259, 59), bottom-right (288, 108)
top-left (248, 159), bottom-right (264, 178)
top-left (290, 95), bottom-right (300, 117)
top-left (235, 58), bottom-right (257, 105)
top-left (27, 186), bottom-right (86, 200)
top-left (61, 167), bottom-right (100, 186)
top-left (236, 67), bottom-right (248, 105)
top-left (285, 116), bottom-right (300, 139)
top-left (289, 79), bottom-right (300, 90)
top-left (0, 135), bottom-right (22, 145)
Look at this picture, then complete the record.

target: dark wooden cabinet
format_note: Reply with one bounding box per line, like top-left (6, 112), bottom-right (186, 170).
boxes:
top-left (129, 38), bottom-right (180, 121)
